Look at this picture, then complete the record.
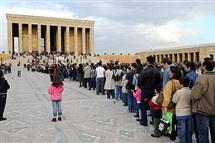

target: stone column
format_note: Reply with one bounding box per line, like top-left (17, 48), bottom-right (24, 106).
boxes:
top-left (188, 52), bottom-right (191, 61)
top-left (7, 21), bottom-right (13, 55)
top-left (74, 27), bottom-right (78, 56)
top-left (193, 52), bottom-right (196, 62)
top-left (82, 27), bottom-right (86, 55)
top-left (46, 25), bottom-right (50, 53)
top-left (19, 23), bottom-right (22, 54)
top-left (182, 53), bottom-right (185, 62)
top-left (37, 24), bottom-right (41, 53)
top-left (28, 24), bottom-right (32, 53)
top-left (89, 28), bottom-right (95, 56)
top-left (57, 26), bottom-right (62, 53)
top-left (66, 27), bottom-right (70, 54)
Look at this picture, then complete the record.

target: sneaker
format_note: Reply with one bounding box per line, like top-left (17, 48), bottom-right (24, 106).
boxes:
top-left (51, 118), bottom-right (57, 122)
top-left (140, 122), bottom-right (148, 126)
top-left (151, 134), bottom-right (161, 138)
top-left (58, 117), bottom-right (62, 121)
top-left (136, 118), bottom-right (141, 122)
top-left (134, 115), bottom-right (139, 118)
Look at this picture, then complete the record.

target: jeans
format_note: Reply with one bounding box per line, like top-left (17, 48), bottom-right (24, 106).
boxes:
top-left (96, 78), bottom-right (105, 95)
top-left (52, 101), bottom-right (62, 117)
top-left (176, 116), bottom-right (193, 143)
top-left (127, 91), bottom-right (134, 112)
top-left (89, 78), bottom-right (96, 90)
top-left (122, 93), bottom-right (128, 105)
top-left (115, 86), bottom-right (122, 100)
top-left (195, 113), bottom-right (215, 143)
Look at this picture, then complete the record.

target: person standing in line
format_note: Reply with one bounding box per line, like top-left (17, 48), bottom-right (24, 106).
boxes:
top-left (133, 83), bottom-right (142, 120)
top-left (17, 61), bottom-right (22, 77)
top-left (113, 65), bottom-right (123, 101)
top-left (172, 78), bottom-right (192, 143)
top-left (77, 64), bottom-right (84, 88)
top-left (83, 63), bottom-right (91, 88)
top-left (162, 66), bottom-right (182, 142)
top-left (104, 64), bottom-right (115, 99)
top-left (0, 70), bottom-right (10, 121)
top-left (138, 56), bottom-right (161, 126)
top-left (89, 64), bottom-right (96, 90)
top-left (95, 61), bottom-right (105, 95)
top-left (162, 58), bottom-right (172, 88)
top-left (48, 77), bottom-right (64, 122)
top-left (191, 57), bottom-right (215, 143)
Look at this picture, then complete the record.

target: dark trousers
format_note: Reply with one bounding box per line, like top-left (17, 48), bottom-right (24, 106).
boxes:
top-left (140, 89), bottom-right (154, 125)
top-left (170, 115), bottom-right (177, 141)
top-left (139, 102), bottom-right (148, 125)
top-left (0, 96), bottom-right (7, 118)
top-left (83, 78), bottom-right (90, 88)
top-left (89, 78), bottom-right (96, 90)
top-left (96, 78), bottom-right (105, 95)
top-left (195, 113), bottom-right (215, 143)
top-left (106, 90), bottom-right (115, 99)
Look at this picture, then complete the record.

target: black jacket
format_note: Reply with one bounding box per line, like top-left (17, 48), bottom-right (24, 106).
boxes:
top-left (0, 78), bottom-right (10, 94)
top-left (138, 65), bottom-right (161, 99)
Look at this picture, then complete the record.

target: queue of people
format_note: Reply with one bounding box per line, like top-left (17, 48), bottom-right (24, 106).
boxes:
top-left (3, 52), bottom-right (215, 143)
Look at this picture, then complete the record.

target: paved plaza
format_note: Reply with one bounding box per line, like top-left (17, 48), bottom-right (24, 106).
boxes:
top-left (0, 70), bottom-right (169, 143)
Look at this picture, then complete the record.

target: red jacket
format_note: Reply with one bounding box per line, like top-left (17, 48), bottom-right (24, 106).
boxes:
top-left (148, 96), bottom-right (162, 111)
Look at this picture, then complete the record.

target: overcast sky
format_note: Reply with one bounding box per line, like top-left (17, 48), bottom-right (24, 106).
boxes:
top-left (1, 0), bottom-right (215, 54)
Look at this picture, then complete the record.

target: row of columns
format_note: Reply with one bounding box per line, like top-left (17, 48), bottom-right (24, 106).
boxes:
top-left (151, 52), bottom-right (200, 63)
top-left (8, 23), bottom-right (94, 56)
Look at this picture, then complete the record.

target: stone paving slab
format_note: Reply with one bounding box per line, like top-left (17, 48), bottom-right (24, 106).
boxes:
top-left (0, 70), bottom-right (169, 143)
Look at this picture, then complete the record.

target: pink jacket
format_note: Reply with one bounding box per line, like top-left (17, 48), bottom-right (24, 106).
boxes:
top-left (48, 85), bottom-right (64, 101)
top-left (133, 87), bottom-right (142, 104)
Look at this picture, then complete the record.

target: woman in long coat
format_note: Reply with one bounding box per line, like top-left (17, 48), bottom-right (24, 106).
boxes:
top-left (104, 65), bottom-right (115, 99)
top-left (0, 70), bottom-right (10, 121)
top-left (162, 66), bottom-right (181, 142)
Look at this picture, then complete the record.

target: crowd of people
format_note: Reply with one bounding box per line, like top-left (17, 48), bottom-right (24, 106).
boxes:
top-left (1, 52), bottom-right (215, 143)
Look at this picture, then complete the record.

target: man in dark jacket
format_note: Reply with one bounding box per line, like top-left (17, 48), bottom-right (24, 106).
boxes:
top-left (0, 69), bottom-right (10, 121)
top-left (138, 56), bottom-right (161, 126)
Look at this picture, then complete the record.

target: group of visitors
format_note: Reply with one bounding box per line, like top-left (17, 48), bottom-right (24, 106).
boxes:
top-left (1, 51), bottom-right (215, 143)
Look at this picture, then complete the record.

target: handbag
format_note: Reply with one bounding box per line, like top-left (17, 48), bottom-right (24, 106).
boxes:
top-left (159, 112), bottom-right (173, 134)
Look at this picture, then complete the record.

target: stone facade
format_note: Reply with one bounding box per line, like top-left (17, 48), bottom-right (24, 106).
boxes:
top-left (136, 44), bottom-right (215, 63)
top-left (7, 14), bottom-right (95, 56)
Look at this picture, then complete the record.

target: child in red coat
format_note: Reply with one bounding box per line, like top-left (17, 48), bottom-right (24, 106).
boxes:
top-left (148, 89), bottom-right (162, 137)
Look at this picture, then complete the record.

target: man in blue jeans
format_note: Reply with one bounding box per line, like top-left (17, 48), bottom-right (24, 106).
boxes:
top-left (191, 57), bottom-right (215, 143)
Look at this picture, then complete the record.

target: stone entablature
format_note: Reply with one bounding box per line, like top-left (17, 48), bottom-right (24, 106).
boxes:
top-left (7, 14), bottom-right (94, 28)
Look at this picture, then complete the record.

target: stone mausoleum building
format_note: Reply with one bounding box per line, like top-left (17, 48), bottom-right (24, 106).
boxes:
top-left (7, 14), bottom-right (95, 56)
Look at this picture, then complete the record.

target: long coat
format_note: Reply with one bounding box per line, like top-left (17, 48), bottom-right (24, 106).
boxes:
top-left (104, 70), bottom-right (115, 90)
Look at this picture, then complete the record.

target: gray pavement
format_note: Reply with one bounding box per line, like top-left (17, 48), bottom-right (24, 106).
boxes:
top-left (0, 70), bottom-right (169, 143)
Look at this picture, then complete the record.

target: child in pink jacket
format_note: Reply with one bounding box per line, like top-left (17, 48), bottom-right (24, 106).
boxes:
top-left (133, 84), bottom-right (142, 119)
top-left (48, 81), bottom-right (64, 122)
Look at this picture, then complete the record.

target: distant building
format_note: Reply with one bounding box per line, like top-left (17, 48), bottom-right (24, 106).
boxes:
top-left (136, 44), bottom-right (215, 63)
